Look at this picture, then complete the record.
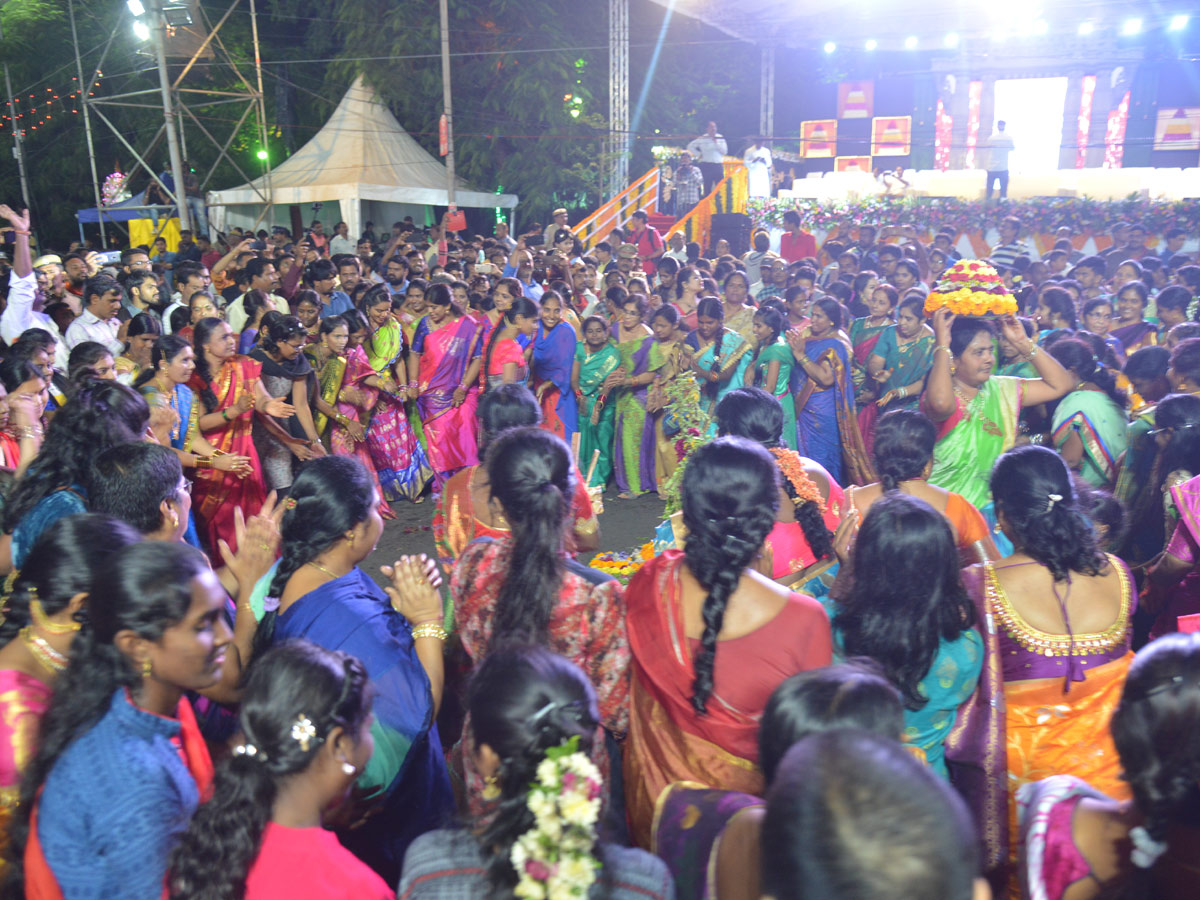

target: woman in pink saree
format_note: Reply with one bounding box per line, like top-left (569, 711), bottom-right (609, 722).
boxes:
top-left (406, 284), bottom-right (482, 484)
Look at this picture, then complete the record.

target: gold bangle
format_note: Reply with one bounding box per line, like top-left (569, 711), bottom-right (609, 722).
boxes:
top-left (1022, 344), bottom-right (1040, 361)
top-left (933, 345), bottom-right (952, 358)
top-left (411, 622), bottom-right (448, 642)
top-left (195, 456), bottom-right (213, 469)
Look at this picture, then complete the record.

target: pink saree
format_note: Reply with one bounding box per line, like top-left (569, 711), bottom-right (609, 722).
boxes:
top-left (335, 345), bottom-right (394, 519)
top-left (414, 316), bottom-right (481, 481)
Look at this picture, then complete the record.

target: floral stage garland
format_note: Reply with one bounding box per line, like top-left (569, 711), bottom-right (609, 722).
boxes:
top-left (745, 195), bottom-right (1200, 237)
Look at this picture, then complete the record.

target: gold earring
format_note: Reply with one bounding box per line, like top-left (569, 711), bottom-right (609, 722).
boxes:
top-left (168, 510), bottom-right (179, 529)
top-left (141, 657), bottom-right (153, 680)
top-left (482, 774), bottom-right (500, 801)
top-left (344, 531), bottom-right (355, 543)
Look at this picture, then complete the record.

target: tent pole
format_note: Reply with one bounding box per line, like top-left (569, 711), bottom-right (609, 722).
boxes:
top-left (67, 0), bottom-right (108, 248)
top-left (149, 0), bottom-right (191, 232)
top-left (438, 0), bottom-right (456, 214)
top-left (249, 0), bottom-right (273, 224)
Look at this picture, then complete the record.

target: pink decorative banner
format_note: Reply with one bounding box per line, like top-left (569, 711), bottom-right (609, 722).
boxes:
top-left (1104, 90), bottom-right (1131, 169)
top-left (965, 81), bottom-right (982, 170)
top-left (935, 99), bottom-right (953, 171)
top-left (1076, 75), bottom-right (1096, 169)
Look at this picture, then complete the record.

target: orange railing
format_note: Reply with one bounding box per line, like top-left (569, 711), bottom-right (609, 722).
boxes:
top-left (571, 167), bottom-right (660, 251)
top-left (665, 163), bottom-right (748, 251)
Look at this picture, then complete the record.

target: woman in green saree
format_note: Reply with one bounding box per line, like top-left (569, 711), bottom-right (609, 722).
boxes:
top-left (1046, 337), bottom-right (1129, 489)
top-left (752, 305), bottom-right (798, 450)
top-left (861, 293), bottom-right (934, 453)
top-left (922, 309), bottom-right (1075, 535)
top-left (612, 295), bottom-right (662, 498)
top-left (572, 315), bottom-right (622, 489)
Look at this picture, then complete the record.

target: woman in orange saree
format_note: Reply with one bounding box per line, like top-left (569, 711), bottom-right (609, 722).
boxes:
top-left (189, 318), bottom-right (293, 556)
top-left (623, 439), bottom-right (831, 848)
top-left (949, 446), bottom-right (1134, 894)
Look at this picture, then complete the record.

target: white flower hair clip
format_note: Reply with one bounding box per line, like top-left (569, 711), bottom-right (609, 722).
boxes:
top-left (291, 714), bottom-right (318, 752)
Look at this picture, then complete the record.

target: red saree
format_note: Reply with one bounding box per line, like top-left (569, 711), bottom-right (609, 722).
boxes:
top-left (190, 357), bottom-right (267, 556)
top-left (623, 551), bottom-right (832, 848)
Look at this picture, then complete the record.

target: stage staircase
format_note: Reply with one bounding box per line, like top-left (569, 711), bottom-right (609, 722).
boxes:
top-left (571, 162), bottom-right (749, 253)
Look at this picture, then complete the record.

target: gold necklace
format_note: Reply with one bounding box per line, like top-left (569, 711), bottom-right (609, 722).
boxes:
top-left (306, 560), bottom-right (343, 580)
top-left (21, 627), bottom-right (66, 674)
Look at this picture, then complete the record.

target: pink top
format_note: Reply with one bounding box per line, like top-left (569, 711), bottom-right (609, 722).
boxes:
top-left (244, 822), bottom-right (391, 900)
top-left (0, 670), bottom-right (53, 797)
top-left (486, 337), bottom-right (527, 378)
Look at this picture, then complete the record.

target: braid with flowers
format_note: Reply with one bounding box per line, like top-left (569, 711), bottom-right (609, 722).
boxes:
top-left (469, 647), bottom-right (608, 900)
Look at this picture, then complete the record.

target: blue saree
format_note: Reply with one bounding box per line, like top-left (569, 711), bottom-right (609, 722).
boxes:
top-left (272, 566), bottom-right (454, 883)
top-left (139, 380), bottom-right (203, 548)
top-left (530, 321), bottom-right (579, 443)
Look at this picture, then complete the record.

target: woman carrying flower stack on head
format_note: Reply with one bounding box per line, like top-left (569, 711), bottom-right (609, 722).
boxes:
top-left (398, 647), bottom-right (673, 900)
top-left (572, 315), bottom-right (621, 490)
top-left (921, 260), bottom-right (1075, 536)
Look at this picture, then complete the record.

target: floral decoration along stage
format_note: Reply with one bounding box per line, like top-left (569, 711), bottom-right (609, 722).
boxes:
top-left (923, 259), bottom-right (1018, 319)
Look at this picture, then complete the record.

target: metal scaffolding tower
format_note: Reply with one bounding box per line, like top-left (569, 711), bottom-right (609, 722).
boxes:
top-left (69, 0), bottom-right (272, 245)
top-left (608, 0), bottom-right (629, 198)
top-left (759, 45), bottom-right (775, 138)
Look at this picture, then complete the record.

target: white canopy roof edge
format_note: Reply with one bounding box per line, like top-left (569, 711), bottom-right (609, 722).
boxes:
top-left (207, 75), bottom-right (517, 237)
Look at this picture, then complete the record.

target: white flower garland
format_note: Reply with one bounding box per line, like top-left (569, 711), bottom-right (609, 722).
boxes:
top-left (510, 735), bottom-right (602, 900)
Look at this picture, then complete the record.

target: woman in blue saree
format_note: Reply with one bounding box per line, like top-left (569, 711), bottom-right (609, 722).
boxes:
top-left (527, 291), bottom-right (579, 443)
top-left (254, 456), bottom-right (454, 884)
top-left (788, 297), bottom-right (874, 485)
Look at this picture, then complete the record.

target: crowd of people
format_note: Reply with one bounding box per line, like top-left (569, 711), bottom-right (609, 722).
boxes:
top-left (0, 193), bottom-right (1198, 900)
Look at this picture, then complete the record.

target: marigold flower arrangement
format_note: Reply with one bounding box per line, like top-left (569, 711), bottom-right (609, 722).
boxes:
top-left (659, 376), bottom-right (713, 517)
top-left (511, 735), bottom-right (603, 900)
top-left (769, 448), bottom-right (826, 511)
top-left (923, 259), bottom-right (1018, 319)
top-left (589, 543), bottom-right (655, 585)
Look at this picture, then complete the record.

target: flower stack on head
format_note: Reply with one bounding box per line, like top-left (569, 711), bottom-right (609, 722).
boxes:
top-left (923, 259), bottom-right (1018, 319)
top-left (512, 734), bottom-right (603, 900)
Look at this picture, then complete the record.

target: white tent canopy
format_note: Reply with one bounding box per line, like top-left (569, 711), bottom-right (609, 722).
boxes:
top-left (207, 76), bottom-right (517, 238)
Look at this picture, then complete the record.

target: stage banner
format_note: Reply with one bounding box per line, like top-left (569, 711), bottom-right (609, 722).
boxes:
top-left (872, 116), bottom-right (912, 156)
top-left (1155, 108), bottom-right (1200, 151)
top-left (838, 81), bottom-right (874, 119)
top-left (801, 120), bottom-right (838, 158)
top-left (834, 156), bottom-right (872, 173)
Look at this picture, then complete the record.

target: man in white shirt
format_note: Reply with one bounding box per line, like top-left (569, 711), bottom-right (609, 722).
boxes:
top-left (743, 138), bottom-right (773, 199)
top-left (328, 221), bottom-right (356, 257)
top-left (662, 232), bottom-right (689, 264)
top-left (982, 120), bottom-right (1015, 200)
top-left (0, 205), bottom-right (70, 371)
top-left (64, 275), bottom-right (124, 354)
top-left (224, 257), bottom-right (288, 333)
top-left (686, 121), bottom-right (729, 195)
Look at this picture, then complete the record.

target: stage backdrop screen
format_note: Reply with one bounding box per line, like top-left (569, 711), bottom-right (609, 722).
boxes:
top-left (991, 77), bottom-right (1068, 173)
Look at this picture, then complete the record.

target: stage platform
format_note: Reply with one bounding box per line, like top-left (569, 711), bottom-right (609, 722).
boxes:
top-left (779, 167), bottom-right (1200, 203)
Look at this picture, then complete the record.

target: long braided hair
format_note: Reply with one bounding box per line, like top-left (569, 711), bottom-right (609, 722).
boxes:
top-left (681, 437), bottom-right (780, 713)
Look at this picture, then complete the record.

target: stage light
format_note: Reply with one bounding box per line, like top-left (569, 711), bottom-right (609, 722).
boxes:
top-left (126, 0), bottom-right (145, 15)
top-left (1032, 20), bottom-right (1048, 35)
top-left (1169, 15), bottom-right (1189, 32)
top-left (944, 32), bottom-right (960, 48)
top-left (864, 39), bottom-right (877, 51)
top-left (1078, 21), bottom-right (1094, 35)
top-left (256, 149), bottom-right (269, 160)
top-left (1121, 18), bottom-right (1142, 36)
top-left (823, 41), bottom-right (836, 54)
top-left (904, 36), bottom-right (918, 49)
top-left (132, 20), bottom-right (150, 40)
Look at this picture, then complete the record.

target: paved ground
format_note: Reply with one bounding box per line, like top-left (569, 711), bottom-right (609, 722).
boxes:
top-left (361, 486), bottom-right (669, 587)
